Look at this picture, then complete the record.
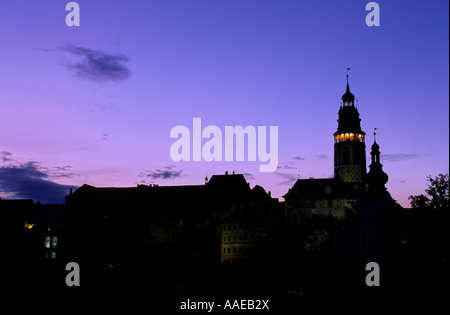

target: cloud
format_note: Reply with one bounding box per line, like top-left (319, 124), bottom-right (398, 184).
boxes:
top-left (292, 156), bottom-right (305, 160)
top-left (399, 180), bottom-right (407, 184)
top-left (316, 154), bottom-right (329, 161)
top-left (243, 172), bottom-right (255, 180)
top-left (0, 162), bottom-right (76, 204)
top-left (1, 151), bottom-right (13, 163)
top-left (63, 45), bottom-right (131, 82)
top-left (138, 166), bottom-right (183, 182)
top-left (275, 172), bottom-right (298, 186)
top-left (381, 153), bottom-right (421, 162)
top-left (277, 164), bottom-right (297, 170)
top-left (40, 165), bottom-right (77, 179)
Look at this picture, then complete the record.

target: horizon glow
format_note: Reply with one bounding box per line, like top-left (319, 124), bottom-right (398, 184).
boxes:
top-left (0, 0), bottom-right (448, 207)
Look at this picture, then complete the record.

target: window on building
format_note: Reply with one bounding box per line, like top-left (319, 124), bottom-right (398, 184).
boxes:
top-left (233, 248), bottom-right (236, 253)
top-left (227, 248), bottom-right (231, 253)
top-left (51, 236), bottom-right (58, 248)
top-left (44, 236), bottom-right (50, 249)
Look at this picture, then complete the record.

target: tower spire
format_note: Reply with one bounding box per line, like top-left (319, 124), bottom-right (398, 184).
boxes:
top-left (342, 68), bottom-right (355, 106)
top-left (346, 68), bottom-right (350, 89)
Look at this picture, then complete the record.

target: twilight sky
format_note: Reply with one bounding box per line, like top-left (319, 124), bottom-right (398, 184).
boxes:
top-left (0, 0), bottom-right (448, 206)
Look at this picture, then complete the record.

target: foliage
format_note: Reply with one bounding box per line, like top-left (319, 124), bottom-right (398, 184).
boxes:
top-left (409, 174), bottom-right (449, 210)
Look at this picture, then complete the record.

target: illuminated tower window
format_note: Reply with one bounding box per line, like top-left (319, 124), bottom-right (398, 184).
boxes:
top-left (333, 74), bottom-right (366, 183)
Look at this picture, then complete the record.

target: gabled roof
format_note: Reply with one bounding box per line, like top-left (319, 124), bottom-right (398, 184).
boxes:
top-left (283, 177), bottom-right (356, 199)
top-left (207, 173), bottom-right (249, 188)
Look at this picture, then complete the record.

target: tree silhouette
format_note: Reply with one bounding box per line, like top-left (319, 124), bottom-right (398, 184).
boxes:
top-left (409, 174), bottom-right (449, 210)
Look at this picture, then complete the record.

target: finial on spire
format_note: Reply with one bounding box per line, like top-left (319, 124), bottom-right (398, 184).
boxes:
top-left (346, 68), bottom-right (351, 89)
top-left (374, 127), bottom-right (377, 142)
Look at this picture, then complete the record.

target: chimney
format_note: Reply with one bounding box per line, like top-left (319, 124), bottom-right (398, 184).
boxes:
top-left (232, 170), bottom-right (235, 175)
top-left (70, 188), bottom-right (73, 195)
top-left (225, 171), bottom-right (228, 175)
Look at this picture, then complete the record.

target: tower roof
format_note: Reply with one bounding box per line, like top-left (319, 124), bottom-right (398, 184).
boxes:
top-left (341, 75), bottom-right (355, 104)
top-left (367, 139), bottom-right (389, 188)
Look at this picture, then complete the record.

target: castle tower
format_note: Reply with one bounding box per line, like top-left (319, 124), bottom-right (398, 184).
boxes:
top-left (333, 76), bottom-right (366, 183)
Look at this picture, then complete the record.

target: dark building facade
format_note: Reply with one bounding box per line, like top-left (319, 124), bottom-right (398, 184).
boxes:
top-left (360, 139), bottom-right (400, 279)
top-left (63, 172), bottom-right (284, 292)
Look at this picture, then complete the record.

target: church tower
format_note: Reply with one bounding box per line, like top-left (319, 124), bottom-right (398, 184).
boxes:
top-left (360, 136), bottom-right (399, 279)
top-left (333, 76), bottom-right (366, 183)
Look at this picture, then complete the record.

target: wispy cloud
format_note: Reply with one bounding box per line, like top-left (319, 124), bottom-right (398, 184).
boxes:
top-left (1, 151), bottom-right (13, 163)
top-left (138, 166), bottom-right (183, 182)
top-left (316, 154), bottom-right (329, 161)
top-left (381, 153), bottom-right (421, 162)
top-left (243, 172), bottom-right (255, 180)
top-left (275, 172), bottom-right (298, 186)
top-left (0, 161), bottom-right (76, 203)
top-left (62, 45), bottom-right (131, 82)
top-left (277, 164), bottom-right (297, 170)
top-left (292, 156), bottom-right (305, 160)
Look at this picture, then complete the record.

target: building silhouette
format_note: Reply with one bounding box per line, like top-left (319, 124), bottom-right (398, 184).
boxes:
top-left (360, 137), bottom-right (400, 281)
top-left (4, 76), bottom-right (428, 301)
top-left (285, 77), bottom-right (368, 223)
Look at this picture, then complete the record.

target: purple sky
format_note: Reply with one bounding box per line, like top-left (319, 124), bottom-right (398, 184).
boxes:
top-left (0, 0), bottom-right (448, 206)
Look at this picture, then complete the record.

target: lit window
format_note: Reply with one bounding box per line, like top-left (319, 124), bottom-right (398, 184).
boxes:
top-left (51, 236), bottom-right (58, 248)
top-left (44, 236), bottom-right (50, 249)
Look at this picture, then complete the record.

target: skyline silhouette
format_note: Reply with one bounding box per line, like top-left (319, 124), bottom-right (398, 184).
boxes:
top-left (0, 1), bottom-right (448, 207)
top-left (1, 2), bottom-right (449, 309)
